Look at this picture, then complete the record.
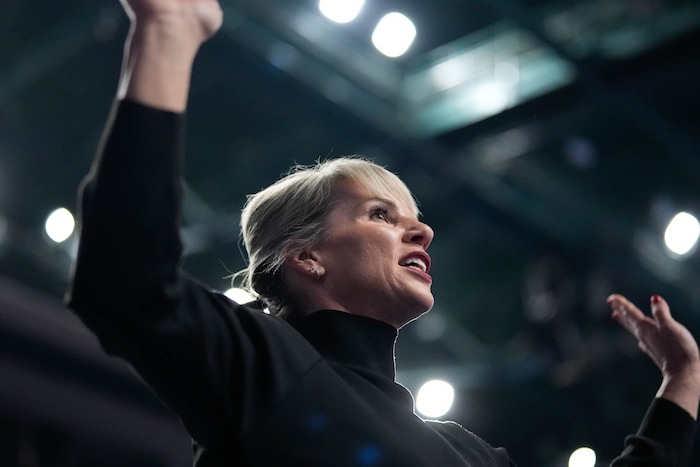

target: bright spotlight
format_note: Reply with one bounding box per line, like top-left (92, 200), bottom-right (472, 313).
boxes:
top-left (568, 446), bottom-right (596, 467)
top-left (416, 379), bottom-right (454, 418)
top-left (319, 0), bottom-right (365, 24)
top-left (371, 12), bottom-right (416, 58)
top-left (224, 287), bottom-right (256, 304)
top-left (664, 211), bottom-right (700, 256)
top-left (45, 207), bottom-right (75, 243)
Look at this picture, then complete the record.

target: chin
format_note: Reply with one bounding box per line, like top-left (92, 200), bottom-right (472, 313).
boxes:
top-left (419, 298), bottom-right (435, 313)
top-left (398, 308), bottom-right (431, 328)
top-left (396, 297), bottom-right (434, 328)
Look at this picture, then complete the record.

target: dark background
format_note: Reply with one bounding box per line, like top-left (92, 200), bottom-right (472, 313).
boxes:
top-left (1, 0), bottom-right (699, 465)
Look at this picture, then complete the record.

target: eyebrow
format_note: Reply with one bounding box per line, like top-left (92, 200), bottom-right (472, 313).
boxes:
top-left (367, 197), bottom-right (398, 209)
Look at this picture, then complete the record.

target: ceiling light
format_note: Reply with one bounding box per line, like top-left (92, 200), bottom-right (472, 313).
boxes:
top-left (224, 287), bottom-right (256, 304)
top-left (318, 0), bottom-right (365, 24)
top-left (44, 207), bottom-right (75, 244)
top-left (664, 211), bottom-right (700, 257)
top-left (372, 13), bottom-right (416, 58)
top-left (568, 447), bottom-right (596, 467)
top-left (416, 379), bottom-right (454, 417)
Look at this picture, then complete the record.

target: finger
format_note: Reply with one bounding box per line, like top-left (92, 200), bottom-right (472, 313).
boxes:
top-left (650, 294), bottom-right (674, 327)
top-left (607, 294), bottom-right (648, 321)
top-left (607, 293), bottom-right (654, 337)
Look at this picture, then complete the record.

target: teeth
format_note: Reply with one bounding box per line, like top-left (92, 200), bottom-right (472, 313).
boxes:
top-left (402, 258), bottom-right (427, 272)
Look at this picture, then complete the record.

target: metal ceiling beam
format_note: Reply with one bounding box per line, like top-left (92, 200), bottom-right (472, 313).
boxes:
top-left (218, 0), bottom-right (408, 140)
top-left (219, 0), bottom-right (581, 140)
top-left (472, 0), bottom-right (700, 177)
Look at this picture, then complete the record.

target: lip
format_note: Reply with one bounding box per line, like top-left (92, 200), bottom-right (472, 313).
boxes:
top-left (399, 250), bottom-right (432, 274)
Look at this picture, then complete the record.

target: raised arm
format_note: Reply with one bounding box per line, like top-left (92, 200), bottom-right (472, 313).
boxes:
top-left (608, 294), bottom-right (700, 418)
top-left (68, 0), bottom-right (223, 312)
top-left (66, 0), bottom-right (238, 446)
top-left (117, 0), bottom-right (222, 111)
top-left (607, 294), bottom-right (699, 466)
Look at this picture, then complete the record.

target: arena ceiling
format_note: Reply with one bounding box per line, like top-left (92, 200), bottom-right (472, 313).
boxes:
top-left (1, 0), bottom-right (700, 465)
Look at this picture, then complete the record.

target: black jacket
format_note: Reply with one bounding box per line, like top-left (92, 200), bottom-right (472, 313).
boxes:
top-left (67, 99), bottom-right (695, 466)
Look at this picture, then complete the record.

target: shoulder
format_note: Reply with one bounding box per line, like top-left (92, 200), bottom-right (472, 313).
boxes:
top-left (425, 419), bottom-right (513, 466)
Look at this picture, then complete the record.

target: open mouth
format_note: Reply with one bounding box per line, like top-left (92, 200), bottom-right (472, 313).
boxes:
top-left (400, 256), bottom-right (429, 273)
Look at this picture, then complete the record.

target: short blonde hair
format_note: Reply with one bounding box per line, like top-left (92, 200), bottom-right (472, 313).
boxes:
top-left (239, 157), bottom-right (417, 317)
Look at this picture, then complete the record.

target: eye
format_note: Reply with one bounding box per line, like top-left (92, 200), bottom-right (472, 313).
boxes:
top-left (369, 206), bottom-right (390, 222)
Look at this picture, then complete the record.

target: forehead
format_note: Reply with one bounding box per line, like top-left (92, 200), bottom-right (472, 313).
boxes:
top-left (334, 177), bottom-right (420, 218)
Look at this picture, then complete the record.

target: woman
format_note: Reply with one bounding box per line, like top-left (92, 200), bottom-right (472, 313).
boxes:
top-left (67, 0), bottom-right (700, 465)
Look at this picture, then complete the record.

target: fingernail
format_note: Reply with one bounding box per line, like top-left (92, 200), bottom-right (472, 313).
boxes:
top-left (651, 294), bottom-right (661, 304)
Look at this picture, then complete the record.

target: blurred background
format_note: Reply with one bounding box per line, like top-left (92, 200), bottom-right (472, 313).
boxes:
top-left (1, 0), bottom-right (700, 465)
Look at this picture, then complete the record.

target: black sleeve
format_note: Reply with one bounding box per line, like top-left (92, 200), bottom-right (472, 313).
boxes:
top-left (611, 398), bottom-right (696, 467)
top-left (67, 99), bottom-right (185, 314)
top-left (66, 99), bottom-right (318, 451)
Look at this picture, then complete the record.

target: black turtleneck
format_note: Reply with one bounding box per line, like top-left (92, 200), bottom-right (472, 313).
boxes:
top-left (294, 310), bottom-right (398, 378)
top-left (293, 310), bottom-right (418, 415)
top-left (68, 99), bottom-right (695, 467)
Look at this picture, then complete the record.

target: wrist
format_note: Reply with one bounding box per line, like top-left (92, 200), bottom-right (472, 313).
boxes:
top-left (129, 16), bottom-right (204, 61)
top-left (119, 19), bottom-right (202, 112)
top-left (657, 365), bottom-right (700, 420)
top-left (127, 2), bottom-right (221, 49)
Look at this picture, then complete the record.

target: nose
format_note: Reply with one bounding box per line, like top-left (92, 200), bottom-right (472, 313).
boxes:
top-left (403, 220), bottom-right (434, 250)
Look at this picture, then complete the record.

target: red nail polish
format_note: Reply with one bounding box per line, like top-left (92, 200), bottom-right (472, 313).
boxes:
top-left (651, 294), bottom-right (660, 304)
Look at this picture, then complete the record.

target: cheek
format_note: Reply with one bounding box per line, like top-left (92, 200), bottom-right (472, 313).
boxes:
top-left (342, 243), bottom-right (389, 278)
top-left (325, 238), bottom-right (372, 272)
top-left (325, 228), bottom-right (398, 273)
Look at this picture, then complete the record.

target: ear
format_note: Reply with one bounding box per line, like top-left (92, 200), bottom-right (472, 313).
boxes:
top-left (284, 249), bottom-right (325, 280)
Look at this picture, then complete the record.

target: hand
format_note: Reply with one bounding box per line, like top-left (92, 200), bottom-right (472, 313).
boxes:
top-left (607, 293), bottom-right (700, 418)
top-left (120, 0), bottom-right (223, 44)
top-left (116, 0), bottom-right (223, 111)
